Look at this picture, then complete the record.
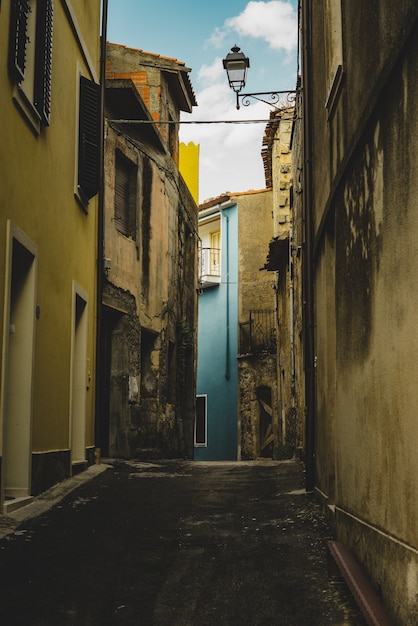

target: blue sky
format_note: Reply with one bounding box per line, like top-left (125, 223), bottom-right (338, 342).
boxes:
top-left (107, 1), bottom-right (299, 202)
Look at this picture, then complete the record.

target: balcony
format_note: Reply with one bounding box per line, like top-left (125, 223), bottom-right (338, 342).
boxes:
top-left (199, 247), bottom-right (221, 288)
top-left (239, 309), bottom-right (277, 356)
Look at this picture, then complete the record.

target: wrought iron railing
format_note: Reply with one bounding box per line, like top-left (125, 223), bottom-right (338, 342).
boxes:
top-left (239, 309), bottom-right (277, 355)
top-left (199, 247), bottom-right (221, 282)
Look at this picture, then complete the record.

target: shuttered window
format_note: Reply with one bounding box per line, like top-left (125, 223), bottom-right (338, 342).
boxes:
top-left (34, 0), bottom-right (53, 125)
top-left (8, 0), bottom-right (54, 126)
top-left (78, 76), bottom-right (101, 202)
top-left (8, 0), bottom-right (29, 82)
top-left (114, 151), bottom-right (137, 238)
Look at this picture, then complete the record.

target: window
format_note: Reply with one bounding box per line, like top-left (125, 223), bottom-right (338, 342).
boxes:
top-left (78, 75), bottom-right (100, 204)
top-left (324, 0), bottom-right (344, 115)
top-left (168, 113), bottom-right (178, 163)
top-left (195, 395), bottom-right (207, 446)
top-left (8, 0), bottom-right (54, 127)
top-left (114, 151), bottom-right (137, 238)
top-left (210, 230), bottom-right (221, 274)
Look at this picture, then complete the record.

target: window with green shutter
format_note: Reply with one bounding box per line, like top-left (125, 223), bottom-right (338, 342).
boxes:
top-left (78, 76), bottom-right (101, 203)
top-left (34, 0), bottom-right (53, 125)
top-left (8, 0), bottom-right (29, 82)
top-left (8, 0), bottom-right (54, 127)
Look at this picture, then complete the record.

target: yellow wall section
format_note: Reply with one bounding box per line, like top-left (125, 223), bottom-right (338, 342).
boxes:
top-left (179, 142), bottom-right (200, 204)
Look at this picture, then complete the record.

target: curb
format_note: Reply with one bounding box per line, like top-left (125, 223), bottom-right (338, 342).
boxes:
top-left (0, 463), bottom-right (110, 540)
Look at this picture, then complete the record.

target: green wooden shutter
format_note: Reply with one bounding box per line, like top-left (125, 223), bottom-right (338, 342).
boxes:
top-left (78, 76), bottom-right (101, 201)
top-left (8, 0), bottom-right (30, 82)
top-left (34, 0), bottom-right (54, 125)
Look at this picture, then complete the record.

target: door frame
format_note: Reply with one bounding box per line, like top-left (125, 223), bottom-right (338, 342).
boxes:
top-left (1, 221), bottom-right (38, 502)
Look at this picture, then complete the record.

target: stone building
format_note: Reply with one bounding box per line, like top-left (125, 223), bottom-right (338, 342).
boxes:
top-left (261, 108), bottom-right (303, 459)
top-left (97, 43), bottom-right (198, 459)
top-left (297, 2), bottom-right (418, 622)
top-left (0, 0), bottom-right (102, 509)
top-left (236, 189), bottom-right (279, 460)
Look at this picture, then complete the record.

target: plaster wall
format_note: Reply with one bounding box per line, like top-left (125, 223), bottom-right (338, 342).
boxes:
top-left (236, 190), bottom-right (279, 459)
top-left (309, 3), bottom-right (418, 621)
top-left (0, 0), bottom-right (100, 477)
top-left (237, 190), bottom-right (274, 323)
top-left (179, 142), bottom-right (199, 205)
top-left (196, 204), bottom-right (238, 461)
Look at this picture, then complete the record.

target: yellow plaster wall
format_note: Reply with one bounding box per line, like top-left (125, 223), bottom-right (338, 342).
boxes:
top-left (0, 1), bottom-right (101, 453)
top-left (179, 142), bottom-right (200, 205)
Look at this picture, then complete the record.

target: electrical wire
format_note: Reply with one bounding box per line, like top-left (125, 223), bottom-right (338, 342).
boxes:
top-left (108, 117), bottom-right (297, 125)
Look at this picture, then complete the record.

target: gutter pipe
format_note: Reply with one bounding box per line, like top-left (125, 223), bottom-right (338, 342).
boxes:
top-left (301, 0), bottom-right (315, 491)
top-left (224, 214), bottom-right (230, 381)
top-left (94, 0), bottom-right (108, 454)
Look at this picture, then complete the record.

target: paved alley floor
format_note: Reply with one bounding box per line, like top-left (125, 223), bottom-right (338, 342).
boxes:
top-left (0, 459), bottom-right (366, 625)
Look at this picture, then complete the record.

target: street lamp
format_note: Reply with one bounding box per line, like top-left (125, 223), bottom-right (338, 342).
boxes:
top-left (222, 45), bottom-right (297, 110)
top-left (222, 45), bottom-right (250, 97)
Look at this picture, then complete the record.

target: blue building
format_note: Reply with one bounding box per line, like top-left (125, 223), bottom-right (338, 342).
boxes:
top-left (195, 196), bottom-right (238, 460)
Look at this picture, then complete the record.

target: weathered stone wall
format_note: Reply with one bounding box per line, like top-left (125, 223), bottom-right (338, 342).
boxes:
top-left (289, 93), bottom-right (305, 454)
top-left (239, 355), bottom-right (278, 459)
top-left (103, 48), bottom-right (198, 460)
top-left (235, 190), bottom-right (280, 459)
top-left (305, 2), bottom-right (418, 622)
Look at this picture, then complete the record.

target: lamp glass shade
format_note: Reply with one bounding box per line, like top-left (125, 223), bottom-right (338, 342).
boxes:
top-left (223, 46), bottom-right (250, 92)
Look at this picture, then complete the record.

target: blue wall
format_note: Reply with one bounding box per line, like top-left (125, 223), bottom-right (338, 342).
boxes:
top-left (195, 204), bottom-right (238, 460)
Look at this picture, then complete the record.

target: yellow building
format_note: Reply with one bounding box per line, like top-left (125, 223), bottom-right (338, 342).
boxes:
top-left (179, 141), bottom-right (200, 204)
top-left (0, 0), bottom-right (102, 508)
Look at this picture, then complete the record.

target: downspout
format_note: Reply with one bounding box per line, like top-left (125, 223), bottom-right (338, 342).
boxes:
top-left (301, 0), bottom-right (315, 491)
top-left (289, 221), bottom-right (295, 384)
top-left (224, 214), bottom-right (230, 381)
top-left (94, 0), bottom-right (108, 456)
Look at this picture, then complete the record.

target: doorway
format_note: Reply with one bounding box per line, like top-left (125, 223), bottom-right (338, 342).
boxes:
top-left (2, 225), bottom-right (37, 501)
top-left (70, 286), bottom-right (88, 467)
top-left (257, 386), bottom-right (274, 458)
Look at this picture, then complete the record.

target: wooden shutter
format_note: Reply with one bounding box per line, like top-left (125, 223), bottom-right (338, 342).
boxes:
top-left (34, 0), bottom-right (54, 125)
top-left (8, 0), bottom-right (30, 82)
top-left (114, 153), bottom-right (130, 237)
top-left (78, 76), bottom-right (100, 201)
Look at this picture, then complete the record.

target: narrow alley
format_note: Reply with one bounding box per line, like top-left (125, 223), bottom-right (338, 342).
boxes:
top-left (0, 460), bottom-right (365, 625)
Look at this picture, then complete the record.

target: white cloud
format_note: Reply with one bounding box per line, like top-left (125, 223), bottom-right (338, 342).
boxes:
top-left (181, 1), bottom-right (297, 203)
top-left (198, 58), bottom-right (225, 84)
top-left (207, 26), bottom-right (228, 50)
top-left (210, 1), bottom-right (297, 53)
top-left (180, 82), bottom-right (269, 202)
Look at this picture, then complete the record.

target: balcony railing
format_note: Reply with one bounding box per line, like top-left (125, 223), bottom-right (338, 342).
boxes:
top-left (199, 247), bottom-right (221, 286)
top-left (239, 309), bottom-right (277, 356)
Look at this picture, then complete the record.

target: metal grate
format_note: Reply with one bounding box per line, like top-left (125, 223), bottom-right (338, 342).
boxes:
top-left (239, 309), bottom-right (277, 355)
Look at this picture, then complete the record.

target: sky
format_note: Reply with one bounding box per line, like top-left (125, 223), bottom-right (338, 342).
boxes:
top-left (107, 1), bottom-right (299, 203)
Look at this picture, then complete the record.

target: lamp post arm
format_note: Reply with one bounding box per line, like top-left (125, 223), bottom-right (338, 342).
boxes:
top-left (236, 89), bottom-right (297, 110)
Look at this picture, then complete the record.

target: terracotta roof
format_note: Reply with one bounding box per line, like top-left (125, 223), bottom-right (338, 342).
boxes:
top-left (107, 41), bottom-right (188, 68)
top-left (199, 188), bottom-right (271, 209)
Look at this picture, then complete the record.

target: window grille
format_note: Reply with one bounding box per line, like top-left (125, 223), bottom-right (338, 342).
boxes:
top-left (239, 309), bottom-right (277, 355)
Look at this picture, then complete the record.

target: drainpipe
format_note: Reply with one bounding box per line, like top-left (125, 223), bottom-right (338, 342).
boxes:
top-left (289, 221), bottom-right (295, 383)
top-left (301, 0), bottom-right (315, 491)
top-left (224, 214), bottom-right (230, 381)
top-left (94, 0), bottom-right (108, 455)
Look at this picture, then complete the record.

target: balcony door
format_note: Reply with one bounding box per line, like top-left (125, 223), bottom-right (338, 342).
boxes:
top-left (210, 230), bottom-right (220, 274)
